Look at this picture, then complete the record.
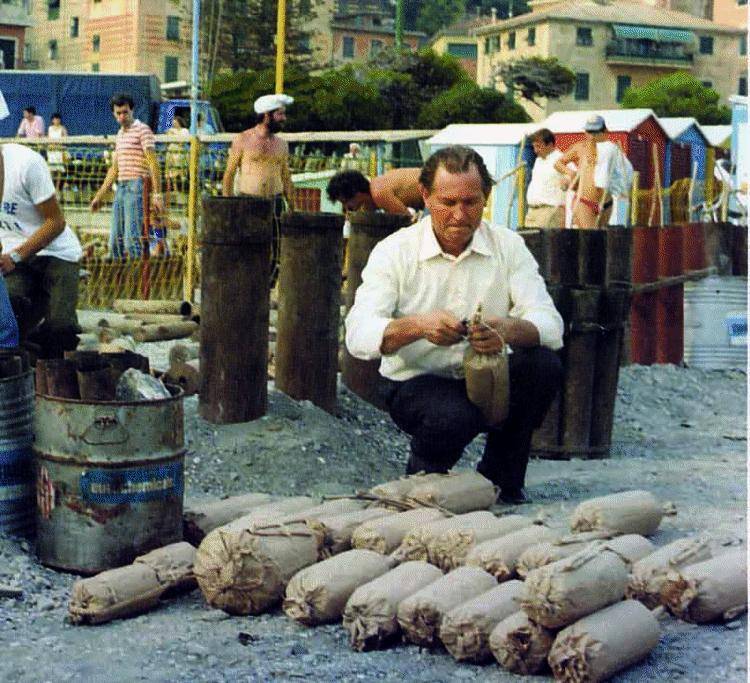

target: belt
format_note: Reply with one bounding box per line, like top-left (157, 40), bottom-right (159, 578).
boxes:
top-left (527, 204), bottom-right (562, 209)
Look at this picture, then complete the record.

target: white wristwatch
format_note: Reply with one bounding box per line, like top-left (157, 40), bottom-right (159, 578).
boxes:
top-left (9, 251), bottom-right (22, 264)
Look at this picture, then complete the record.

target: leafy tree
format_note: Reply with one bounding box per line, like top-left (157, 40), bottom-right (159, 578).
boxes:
top-left (417, 80), bottom-right (529, 127)
top-left (620, 73), bottom-right (731, 125)
top-left (495, 57), bottom-right (575, 105)
top-left (415, 0), bottom-right (466, 37)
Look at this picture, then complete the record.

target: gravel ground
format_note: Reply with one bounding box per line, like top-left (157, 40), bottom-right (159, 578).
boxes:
top-left (0, 327), bottom-right (746, 682)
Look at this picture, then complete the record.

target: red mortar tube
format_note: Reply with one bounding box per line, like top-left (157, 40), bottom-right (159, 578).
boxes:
top-left (656, 225), bottom-right (685, 364)
top-left (630, 226), bottom-right (659, 365)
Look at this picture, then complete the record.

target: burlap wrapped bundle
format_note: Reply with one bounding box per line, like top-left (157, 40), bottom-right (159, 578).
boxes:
top-left (273, 498), bottom-right (368, 525)
top-left (520, 546), bottom-right (629, 628)
top-left (183, 493), bottom-right (276, 544)
top-left (308, 508), bottom-right (396, 557)
top-left (343, 561), bottom-right (443, 651)
top-left (517, 531), bottom-right (613, 579)
top-left (351, 508), bottom-right (446, 555)
top-left (570, 490), bottom-right (666, 536)
top-left (439, 580), bottom-right (524, 663)
top-left (465, 525), bottom-right (557, 581)
top-left (660, 549), bottom-right (747, 623)
top-left (69, 542), bottom-right (196, 625)
top-left (370, 473), bottom-right (445, 505)
top-left (429, 515), bottom-right (535, 572)
top-left (547, 600), bottom-right (660, 683)
top-left (626, 536), bottom-right (712, 608)
top-left (393, 511), bottom-right (499, 563)
top-left (194, 520), bottom-right (319, 615)
top-left (600, 534), bottom-right (655, 568)
top-left (407, 471), bottom-right (497, 513)
top-left (489, 610), bottom-right (556, 675)
top-left (397, 566), bottom-right (497, 647)
top-left (283, 549), bottom-right (395, 626)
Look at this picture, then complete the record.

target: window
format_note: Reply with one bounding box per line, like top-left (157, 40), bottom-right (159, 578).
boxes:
top-left (508, 31), bottom-right (516, 50)
top-left (165, 56), bottom-right (179, 82)
top-left (616, 75), bottom-right (631, 102)
top-left (23, 42), bottom-right (31, 62)
top-left (699, 36), bottom-right (713, 54)
top-left (447, 43), bottom-right (477, 59)
top-left (527, 27), bottom-right (536, 46)
top-left (741, 35), bottom-right (747, 56)
top-left (574, 72), bottom-right (589, 100)
top-left (342, 35), bottom-right (354, 58)
top-left (92, 34), bottom-right (100, 53)
top-left (740, 77), bottom-right (748, 96)
top-left (47, 0), bottom-right (59, 20)
top-left (492, 35), bottom-right (501, 52)
top-left (48, 39), bottom-right (58, 60)
top-left (369, 39), bottom-right (383, 56)
top-left (739, 0), bottom-right (747, 5)
top-left (92, 62), bottom-right (100, 72)
top-left (166, 16), bottom-right (180, 41)
top-left (299, 35), bottom-right (310, 51)
top-left (484, 37), bottom-right (490, 54)
top-left (70, 16), bottom-right (79, 38)
top-left (702, 80), bottom-right (713, 89)
top-left (576, 27), bottom-right (593, 46)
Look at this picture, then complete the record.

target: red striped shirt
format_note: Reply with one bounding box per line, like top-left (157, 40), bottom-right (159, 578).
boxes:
top-left (115, 119), bottom-right (155, 181)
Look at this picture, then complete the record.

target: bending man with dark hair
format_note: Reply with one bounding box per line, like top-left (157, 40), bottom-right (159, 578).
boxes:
top-left (345, 145), bottom-right (563, 505)
top-left (326, 168), bottom-right (424, 217)
top-left (525, 128), bottom-right (566, 228)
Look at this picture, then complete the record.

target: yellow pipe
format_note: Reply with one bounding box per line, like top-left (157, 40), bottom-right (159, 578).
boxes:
top-left (184, 135), bottom-right (200, 301)
top-left (275, 0), bottom-right (287, 94)
top-left (517, 164), bottom-right (526, 228)
top-left (630, 171), bottom-right (640, 226)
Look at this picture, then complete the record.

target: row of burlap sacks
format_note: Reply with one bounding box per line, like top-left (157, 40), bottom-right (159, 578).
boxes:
top-left (68, 476), bottom-right (747, 682)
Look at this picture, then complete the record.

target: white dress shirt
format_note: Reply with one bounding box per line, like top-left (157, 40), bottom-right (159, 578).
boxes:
top-left (345, 217), bottom-right (564, 382)
top-left (526, 149), bottom-right (565, 207)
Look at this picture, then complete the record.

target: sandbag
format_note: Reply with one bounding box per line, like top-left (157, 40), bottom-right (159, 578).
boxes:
top-left (369, 473), bottom-right (446, 504)
top-left (429, 515), bottom-right (535, 572)
top-left (626, 536), bottom-right (712, 608)
top-left (570, 490), bottom-right (665, 536)
top-left (465, 525), bottom-right (557, 581)
top-left (601, 534), bottom-right (655, 568)
top-left (660, 549), bottom-right (747, 623)
top-left (182, 493), bottom-right (277, 544)
top-left (548, 600), bottom-right (660, 683)
top-left (396, 566), bottom-right (497, 647)
top-left (521, 546), bottom-right (629, 628)
top-left (194, 521), bottom-right (319, 615)
top-left (516, 531), bottom-right (613, 578)
top-left (308, 508), bottom-right (396, 557)
top-left (407, 471), bottom-right (497, 513)
top-left (283, 549), bottom-right (395, 626)
top-left (489, 610), bottom-right (556, 675)
top-left (351, 508), bottom-right (446, 555)
top-left (343, 561), bottom-right (443, 651)
top-left (439, 580), bottom-right (524, 663)
top-left (464, 343), bottom-right (510, 427)
top-left (393, 511), bottom-right (499, 563)
top-left (68, 542), bottom-right (196, 625)
top-left (273, 498), bottom-right (368, 525)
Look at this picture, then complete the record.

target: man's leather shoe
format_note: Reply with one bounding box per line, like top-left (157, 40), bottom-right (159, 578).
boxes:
top-left (498, 487), bottom-right (532, 505)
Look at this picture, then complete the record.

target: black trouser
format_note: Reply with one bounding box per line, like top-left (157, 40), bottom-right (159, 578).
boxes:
top-left (381, 347), bottom-right (563, 492)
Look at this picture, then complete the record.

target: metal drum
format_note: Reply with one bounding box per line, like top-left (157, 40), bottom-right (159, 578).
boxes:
top-left (0, 369), bottom-right (35, 535)
top-left (34, 386), bottom-right (185, 573)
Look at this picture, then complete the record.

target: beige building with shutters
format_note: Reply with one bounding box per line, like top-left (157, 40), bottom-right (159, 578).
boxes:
top-left (25, 0), bottom-right (189, 82)
top-left (475, 0), bottom-right (747, 121)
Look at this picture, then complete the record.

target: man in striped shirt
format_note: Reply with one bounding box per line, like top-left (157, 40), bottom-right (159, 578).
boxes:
top-left (90, 93), bottom-right (163, 259)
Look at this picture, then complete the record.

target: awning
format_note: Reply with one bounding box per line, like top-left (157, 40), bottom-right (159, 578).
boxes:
top-left (613, 24), bottom-right (694, 43)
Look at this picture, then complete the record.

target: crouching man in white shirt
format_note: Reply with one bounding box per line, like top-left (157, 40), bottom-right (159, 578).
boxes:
top-left (345, 146), bottom-right (564, 505)
top-left (0, 143), bottom-right (82, 358)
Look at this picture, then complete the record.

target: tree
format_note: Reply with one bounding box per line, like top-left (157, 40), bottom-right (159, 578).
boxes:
top-left (415, 0), bottom-right (466, 37)
top-left (417, 80), bottom-right (529, 127)
top-left (495, 57), bottom-right (575, 106)
top-left (620, 72), bottom-right (731, 125)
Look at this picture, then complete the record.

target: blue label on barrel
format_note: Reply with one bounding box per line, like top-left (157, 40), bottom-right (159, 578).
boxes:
top-left (79, 462), bottom-right (183, 504)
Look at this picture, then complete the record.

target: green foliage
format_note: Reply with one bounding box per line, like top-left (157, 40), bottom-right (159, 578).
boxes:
top-left (496, 57), bottom-right (575, 104)
top-left (403, 0), bottom-right (530, 32)
top-left (417, 80), bottom-right (530, 127)
top-left (620, 72), bottom-right (731, 125)
top-left (416, 0), bottom-right (466, 36)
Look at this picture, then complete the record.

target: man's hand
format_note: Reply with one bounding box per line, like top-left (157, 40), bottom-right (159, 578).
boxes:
top-left (0, 254), bottom-right (16, 275)
top-left (90, 195), bottom-right (102, 212)
top-left (419, 310), bottom-right (466, 346)
top-left (468, 316), bottom-right (505, 354)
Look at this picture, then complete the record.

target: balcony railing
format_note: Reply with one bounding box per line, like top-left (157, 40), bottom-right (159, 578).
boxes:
top-left (605, 40), bottom-right (694, 64)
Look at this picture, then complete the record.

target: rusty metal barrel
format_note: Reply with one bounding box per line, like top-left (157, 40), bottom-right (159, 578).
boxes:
top-left (34, 387), bottom-right (185, 574)
top-left (342, 212), bottom-right (412, 408)
top-left (0, 354), bottom-right (35, 535)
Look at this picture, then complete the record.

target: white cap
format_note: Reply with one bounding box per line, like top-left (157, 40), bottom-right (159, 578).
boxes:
top-left (254, 93), bottom-right (294, 114)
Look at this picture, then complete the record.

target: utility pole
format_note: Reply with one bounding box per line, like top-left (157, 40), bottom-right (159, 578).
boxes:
top-left (394, 0), bottom-right (404, 52)
top-left (275, 0), bottom-right (287, 93)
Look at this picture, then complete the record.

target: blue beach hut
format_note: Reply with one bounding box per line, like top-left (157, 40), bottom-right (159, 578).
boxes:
top-left (659, 117), bottom-right (709, 186)
top-left (425, 123), bottom-right (537, 230)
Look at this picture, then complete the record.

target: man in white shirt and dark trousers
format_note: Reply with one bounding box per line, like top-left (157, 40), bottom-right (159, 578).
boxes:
top-left (346, 146), bottom-right (564, 504)
top-left (524, 128), bottom-right (566, 229)
top-left (0, 143), bottom-right (82, 358)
